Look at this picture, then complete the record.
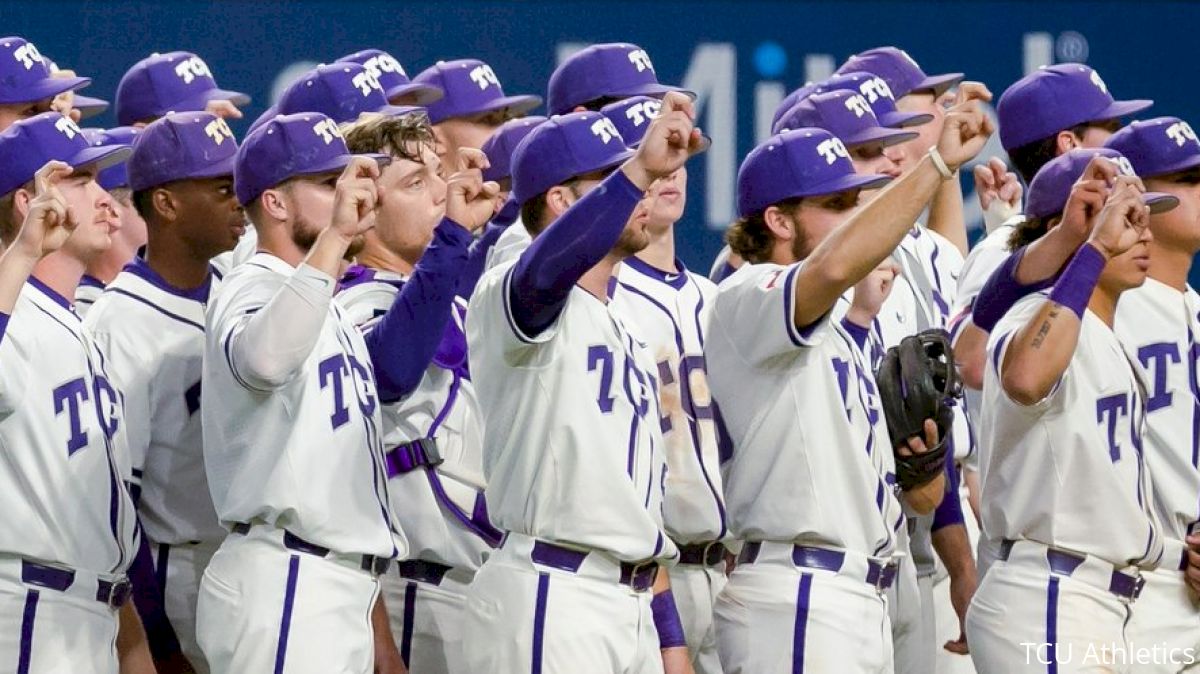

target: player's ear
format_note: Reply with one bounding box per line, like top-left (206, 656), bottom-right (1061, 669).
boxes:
top-left (544, 184), bottom-right (575, 219)
top-left (11, 185), bottom-right (34, 221)
top-left (258, 188), bottom-right (290, 222)
top-left (1055, 129), bottom-right (1080, 154)
top-left (762, 204), bottom-right (797, 243)
top-left (150, 187), bottom-right (178, 223)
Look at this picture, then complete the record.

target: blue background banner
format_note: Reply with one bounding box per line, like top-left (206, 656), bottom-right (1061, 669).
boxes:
top-left (8, 0), bottom-right (1198, 276)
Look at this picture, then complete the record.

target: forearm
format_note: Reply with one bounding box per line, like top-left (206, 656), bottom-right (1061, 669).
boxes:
top-left (926, 174), bottom-right (968, 256)
top-left (932, 524), bottom-right (977, 579)
top-left (230, 264), bottom-right (335, 389)
top-left (116, 601), bottom-right (156, 674)
top-left (368, 218), bottom-right (471, 401)
top-left (952, 322), bottom-right (988, 390)
top-left (794, 156), bottom-right (944, 326)
top-left (1015, 223), bottom-right (1082, 284)
top-left (510, 169), bottom-right (643, 336)
top-left (301, 226), bottom-right (356, 280)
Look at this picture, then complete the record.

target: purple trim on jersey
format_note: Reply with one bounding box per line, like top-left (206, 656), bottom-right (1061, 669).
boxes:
top-left (27, 275), bottom-right (74, 314)
top-left (615, 278), bottom-right (727, 538)
top-left (531, 573), bottom-right (550, 674)
top-left (154, 543), bottom-right (170, 596)
top-left (123, 257), bottom-right (213, 302)
top-left (0, 311), bottom-right (9, 346)
top-left (223, 325), bottom-right (266, 392)
top-left (991, 332), bottom-right (1011, 374)
top-left (79, 274), bottom-right (106, 289)
top-left (1045, 577), bottom-right (1060, 673)
top-left (107, 288), bottom-right (205, 332)
top-left (623, 255), bottom-right (690, 290)
top-left (1187, 321), bottom-right (1200, 469)
top-left (17, 590), bottom-right (37, 674)
top-left (792, 573), bottom-right (813, 673)
top-left (362, 218), bottom-right (473, 402)
top-left (508, 169), bottom-right (644, 338)
top-left (273, 555), bottom-right (301, 674)
top-left (606, 275), bottom-right (619, 300)
top-left (841, 318), bottom-right (870, 349)
top-left (400, 581), bottom-right (416, 666)
top-left (338, 264), bottom-right (380, 291)
top-left (501, 268), bottom-right (538, 345)
top-left (131, 534), bottom-right (184, 662)
top-left (625, 413), bottom-right (639, 479)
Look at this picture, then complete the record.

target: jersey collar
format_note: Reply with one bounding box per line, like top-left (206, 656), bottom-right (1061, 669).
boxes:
top-left (27, 275), bottom-right (75, 314)
top-left (123, 257), bottom-right (212, 303)
top-left (622, 255), bottom-right (689, 290)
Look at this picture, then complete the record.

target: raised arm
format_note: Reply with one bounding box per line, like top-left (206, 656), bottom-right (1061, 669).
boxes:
top-left (1000, 183), bottom-right (1149, 405)
top-left (509, 92), bottom-right (705, 337)
top-left (457, 197), bottom-right (519, 299)
top-left (792, 100), bottom-right (993, 329)
top-left (925, 84), bottom-right (993, 256)
top-left (228, 157), bottom-right (380, 390)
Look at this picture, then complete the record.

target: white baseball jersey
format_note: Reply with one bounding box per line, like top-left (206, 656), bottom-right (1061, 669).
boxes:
top-left (1115, 278), bottom-right (1200, 548)
top-left (203, 253), bottom-right (400, 557)
top-left (611, 257), bottom-right (727, 545)
top-left (0, 278), bottom-right (137, 573)
top-left (73, 274), bottom-right (106, 318)
top-left (338, 269), bottom-right (495, 571)
top-left (484, 220), bottom-right (531, 273)
top-left (872, 226), bottom-right (963, 355)
top-left (85, 258), bottom-right (225, 546)
top-left (981, 293), bottom-right (1163, 567)
top-left (706, 262), bottom-right (902, 557)
top-left (466, 262), bottom-right (676, 563)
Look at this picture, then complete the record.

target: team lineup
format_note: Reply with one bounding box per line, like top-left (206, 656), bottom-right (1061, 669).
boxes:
top-left (0, 32), bottom-right (1198, 674)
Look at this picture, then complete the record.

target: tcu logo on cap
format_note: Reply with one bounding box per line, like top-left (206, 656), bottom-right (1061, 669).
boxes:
top-left (363, 54), bottom-right (406, 79)
top-left (816, 137), bottom-right (850, 165)
top-left (1089, 69), bottom-right (1109, 95)
top-left (54, 116), bottom-right (82, 139)
top-left (1101, 154), bottom-right (1136, 177)
top-left (205, 118), bottom-right (235, 145)
top-left (591, 117), bottom-right (621, 144)
top-left (12, 40), bottom-right (42, 70)
top-left (1167, 121), bottom-right (1198, 147)
top-left (625, 99), bottom-right (661, 127)
top-left (351, 70), bottom-right (383, 97)
top-left (858, 76), bottom-right (895, 103)
top-left (844, 94), bottom-right (874, 119)
top-left (628, 49), bottom-right (654, 73)
top-left (312, 118), bottom-right (344, 144)
top-left (174, 56), bottom-right (213, 85)
top-left (469, 64), bottom-right (501, 90)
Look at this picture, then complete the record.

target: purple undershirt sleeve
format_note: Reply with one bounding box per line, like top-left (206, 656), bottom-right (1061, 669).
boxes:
top-left (972, 247), bottom-right (1057, 333)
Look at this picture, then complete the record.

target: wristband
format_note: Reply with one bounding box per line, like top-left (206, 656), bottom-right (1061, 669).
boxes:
top-left (651, 589), bottom-right (687, 649)
top-left (1048, 243), bottom-right (1106, 319)
top-left (928, 146), bottom-right (954, 180)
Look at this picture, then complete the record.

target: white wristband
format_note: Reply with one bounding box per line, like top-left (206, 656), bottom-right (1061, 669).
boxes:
top-left (927, 146), bottom-right (955, 180)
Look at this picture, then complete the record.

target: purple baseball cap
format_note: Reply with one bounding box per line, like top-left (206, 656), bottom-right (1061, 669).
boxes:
top-left (771, 83), bottom-right (819, 135)
top-left (127, 112), bottom-right (238, 192)
top-left (1106, 117), bottom-right (1200, 180)
top-left (480, 116), bottom-right (547, 183)
top-left (510, 112), bottom-right (633, 205)
top-left (0, 112), bottom-right (131, 196)
top-left (115, 51), bottom-right (250, 126)
top-left (42, 58), bottom-right (108, 119)
top-left (773, 90), bottom-right (918, 148)
top-left (601, 96), bottom-right (662, 148)
top-left (737, 128), bottom-right (892, 217)
top-left (1025, 148), bottom-right (1177, 219)
top-left (81, 126), bottom-right (140, 191)
top-left (234, 112), bottom-right (389, 206)
top-left (997, 64), bottom-right (1152, 151)
top-left (837, 47), bottom-right (963, 100)
top-left (273, 62), bottom-right (419, 125)
top-left (818, 72), bottom-right (933, 129)
top-left (0, 37), bottom-right (90, 105)
top-left (547, 43), bottom-right (692, 116)
top-left (336, 49), bottom-right (443, 105)
top-left (414, 59), bottom-right (541, 124)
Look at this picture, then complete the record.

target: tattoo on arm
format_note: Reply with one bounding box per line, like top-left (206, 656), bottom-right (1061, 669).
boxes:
top-left (1030, 306), bottom-right (1060, 349)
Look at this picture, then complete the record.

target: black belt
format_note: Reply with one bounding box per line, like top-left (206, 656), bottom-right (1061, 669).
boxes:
top-left (396, 559), bottom-right (453, 586)
top-left (384, 438), bottom-right (443, 478)
top-left (737, 542), bottom-right (897, 591)
top-left (231, 523), bottom-right (391, 575)
top-left (676, 541), bottom-right (727, 566)
top-left (20, 560), bottom-right (131, 608)
top-left (529, 540), bottom-right (658, 592)
top-left (998, 539), bottom-right (1144, 600)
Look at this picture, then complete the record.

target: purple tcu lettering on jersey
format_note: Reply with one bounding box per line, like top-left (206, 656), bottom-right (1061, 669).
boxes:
top-left (621, 353), bottom-right (652, 418)
top-left (1097, 393), bottom-right (1130, 462)
top-left (92, 374), bottom-right (120, 438)
top-left (318, 354), bottom-right (352, 429)
top-left (656, 355), bottom-right (715, 433)
top-left (832, 358), bottom-right (852, 421)
top-left (346, 353), bottom-right (377, 418)
top-left (1138, 342), bottom-right (1181, 412)
top-left (53, 378), bottom-right (90, 455)
top-left (588, 345), bottom-right (617, 414)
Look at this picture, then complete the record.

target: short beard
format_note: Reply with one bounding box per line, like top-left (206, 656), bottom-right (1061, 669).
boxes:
top-left (610, 225), bottom-right (650, 259)
top-left (291, 212), bottom-right (365, 260)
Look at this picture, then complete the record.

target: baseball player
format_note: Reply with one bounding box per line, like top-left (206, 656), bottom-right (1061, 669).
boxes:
top-left (197, 112), bottom-right (408, 673)
top-left (966, 158), bottom-right (1174, 672)
top-left (708, 97), bottom-right (990, 672)
top-left (115, 51), bottom-right (250, 126)
top-left (75, 127), bottom-right (145, 317)
top-left (336, 110), bottom-right (501, 673)
top-left (0, 115), bottom-right (151, 672)
top-left (0, 36), bottom-right (91, 131)
top-left (547, 42), bottom-right (691, 115)
top-left (1107, 117), bottom-right (1200, 671)
top-left (464, 94), bottom-right (703, 674)
top-left (336, 49), bottom-right (445, 106)
top-left (601, 95), bottom-right (729, 674)
top-left (412, 58), bottom-right (541, 171)
top-left (84, 111), bottom-right (243, 673)
top-left (773, 89), bottom-right (915, 178)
